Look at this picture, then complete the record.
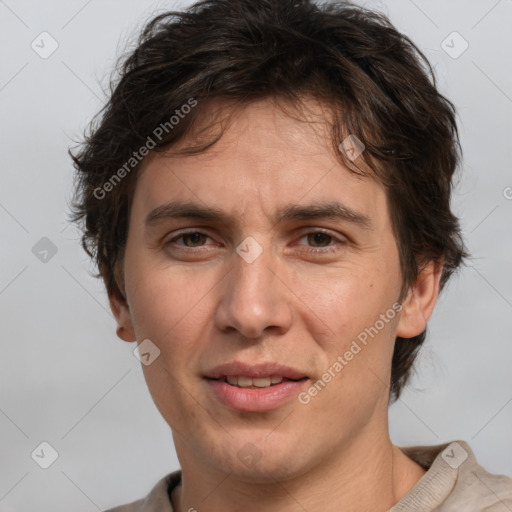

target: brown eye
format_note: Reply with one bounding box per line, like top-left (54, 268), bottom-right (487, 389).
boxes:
top-left (306, 232), bottom-right (333, 247)
top-left (180, 232), bottom-right (208, 247)
top-left (166, 231), bottom-right (211, 249)
top-left (296, 230), bottom-right (347, 255)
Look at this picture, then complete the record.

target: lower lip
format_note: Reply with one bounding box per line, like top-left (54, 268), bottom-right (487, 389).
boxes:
top-left (206, 378), bottom-right (309, 412)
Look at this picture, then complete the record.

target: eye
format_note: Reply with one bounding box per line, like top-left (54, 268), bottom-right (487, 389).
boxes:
top-left (296, 230), bottom-right (346, 254)
top-left (166, 230), bottom-right (213, 249)
top-left (163, 229), bottom-right (347, 255)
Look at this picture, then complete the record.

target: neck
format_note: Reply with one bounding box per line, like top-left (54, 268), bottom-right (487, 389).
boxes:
top-left (170, 430), bottom-right (426, 512)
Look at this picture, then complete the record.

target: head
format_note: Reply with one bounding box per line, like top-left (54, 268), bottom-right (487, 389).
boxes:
top-left (70, 0), bottom-right (466, 481)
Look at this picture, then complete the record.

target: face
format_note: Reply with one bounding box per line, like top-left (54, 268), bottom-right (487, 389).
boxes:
top-left (111, 97), bottom-right (437, 483)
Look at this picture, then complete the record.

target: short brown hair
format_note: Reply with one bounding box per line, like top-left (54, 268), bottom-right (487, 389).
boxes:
top-left (69, 0), bottom-right (467, 401)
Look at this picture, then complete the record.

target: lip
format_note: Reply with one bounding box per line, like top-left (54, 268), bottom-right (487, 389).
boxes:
top-left (206, 378), bottom-right (309, 412)
top-left (204, 361), bottom-right (308, 380)
top-left (204, 361), bottom-right (310, 412)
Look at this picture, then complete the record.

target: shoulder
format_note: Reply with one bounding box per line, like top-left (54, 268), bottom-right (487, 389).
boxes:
top-left (103, 470), bottom-right (181, 512)
top-left (398, 440), bottom-right (512, 511)
top-left (440, 441), bottom-right (512, 511)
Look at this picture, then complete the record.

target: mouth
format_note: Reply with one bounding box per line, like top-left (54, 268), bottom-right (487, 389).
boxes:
top-left (206, 375), bottom-right (308, 388)
top-left (203, 362), bottom-right (311, 412)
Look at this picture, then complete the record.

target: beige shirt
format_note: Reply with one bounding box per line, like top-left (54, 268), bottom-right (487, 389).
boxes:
top-left (105, 440), bottom-right (512, 511)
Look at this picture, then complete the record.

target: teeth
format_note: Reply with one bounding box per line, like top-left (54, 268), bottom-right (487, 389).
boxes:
top-left (237, 376), bottom-right (253, 387)
top-left (252, 377), bottom-right (271, 387)
top-left (224, 375), bottom-right (285, 388)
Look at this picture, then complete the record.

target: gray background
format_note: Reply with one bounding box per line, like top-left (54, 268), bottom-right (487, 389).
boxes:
top-left (1, 0), bottom-right (511, 510)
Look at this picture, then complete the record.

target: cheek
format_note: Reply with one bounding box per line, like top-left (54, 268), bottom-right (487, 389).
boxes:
top-left (124, 265), bottom-right (210, 418)
top-left (125, 258), bottom-right (202, 338)
top-left (298, 263), bottom-right (399, 346)
top-left (123, 259), bottom-right (222, 389)
top-left (295, 254), bottom-right (401, 408)
top-left (299, 285), bottom-right (399, 434)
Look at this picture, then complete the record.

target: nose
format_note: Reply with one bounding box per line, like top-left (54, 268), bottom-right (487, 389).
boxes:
top-left (214, 240), bottom-right (293, 340)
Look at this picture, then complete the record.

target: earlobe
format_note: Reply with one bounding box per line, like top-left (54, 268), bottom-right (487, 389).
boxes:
top-left (396, 260), bottom-right (442, 339)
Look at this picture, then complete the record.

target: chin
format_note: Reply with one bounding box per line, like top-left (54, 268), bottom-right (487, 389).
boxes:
top-left (227, 457), bottom-right (304, 484)
top-left (206, 434), bottom-right (313, 484)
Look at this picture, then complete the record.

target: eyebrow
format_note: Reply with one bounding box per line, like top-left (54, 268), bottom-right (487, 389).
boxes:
top-left (145, 199), bottom-right (372, 229)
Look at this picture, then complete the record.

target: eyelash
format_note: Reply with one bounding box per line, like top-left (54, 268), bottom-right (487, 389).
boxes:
top-left (165, 229), bottom-right (346, 255)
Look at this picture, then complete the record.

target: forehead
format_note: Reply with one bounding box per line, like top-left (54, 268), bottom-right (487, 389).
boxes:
top-left (133, 97), bottom-right (388, 228)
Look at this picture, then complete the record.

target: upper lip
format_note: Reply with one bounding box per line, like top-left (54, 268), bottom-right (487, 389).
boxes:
top-left (204, 362), bottom-right (308, 380)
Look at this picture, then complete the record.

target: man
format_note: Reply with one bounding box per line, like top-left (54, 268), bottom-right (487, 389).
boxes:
top-left (69, 0), bottom-right (512, 510)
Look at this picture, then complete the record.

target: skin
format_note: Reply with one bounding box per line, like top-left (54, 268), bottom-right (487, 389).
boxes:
top-left (109, 96), bottom-right (442, 511)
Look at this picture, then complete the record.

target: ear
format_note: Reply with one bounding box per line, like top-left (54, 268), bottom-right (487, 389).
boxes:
top-left (108, 289), bottom-right (137, 342)
top-left (101, 263), bottom-right (136, 342)
top-left (396, 260), bottom-right (442, 338)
